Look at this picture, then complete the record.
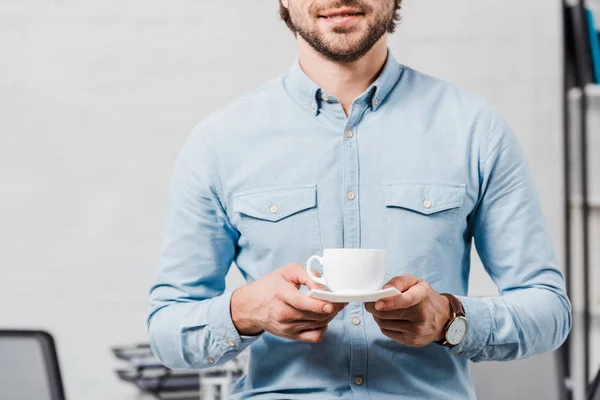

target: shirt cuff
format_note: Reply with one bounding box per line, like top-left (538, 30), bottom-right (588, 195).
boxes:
top-left (450, 296), bottom-right (492, 361)
top-left (207, 291), bottom-right (262, 356)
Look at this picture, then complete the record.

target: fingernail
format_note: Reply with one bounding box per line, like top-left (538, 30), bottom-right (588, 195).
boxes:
top-left (383, 285), bottom-right (392, 290)
top-left (376, 301), bottom-right (384, 311)
top-left (323, 304), bottom-right (333, 313)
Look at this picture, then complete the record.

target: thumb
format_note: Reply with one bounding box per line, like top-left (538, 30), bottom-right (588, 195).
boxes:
top-left (377, 274), bottom-right (421, 310)
top-left (284, 263), bottom-right (327, 291)
top-left (303, 270), bottom-right (328, 291)
top-left (382, 274), bottom-right (420, 292)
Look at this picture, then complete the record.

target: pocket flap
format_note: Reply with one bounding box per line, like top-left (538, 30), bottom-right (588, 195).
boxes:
top-left (233, 184), bottom-right (317, 222)
top-left (383, 182), bottom-right (465, 215)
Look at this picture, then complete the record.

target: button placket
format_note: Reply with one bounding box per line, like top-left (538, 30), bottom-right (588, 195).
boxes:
top-left (342, 102), bottom-right (369, 397)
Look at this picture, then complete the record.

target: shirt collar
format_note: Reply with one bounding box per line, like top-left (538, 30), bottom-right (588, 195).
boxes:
top-left (284, 49), bottom-right (403, 116)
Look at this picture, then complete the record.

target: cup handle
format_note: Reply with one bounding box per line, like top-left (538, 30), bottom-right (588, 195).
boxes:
top-left (306, 255), bottom-right (327, 286)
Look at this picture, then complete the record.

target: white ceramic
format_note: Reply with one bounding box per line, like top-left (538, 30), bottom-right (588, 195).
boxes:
top-left (307, 287), bottom-right (401, 303)
top-left (306, 248), bottom-right (386, 293)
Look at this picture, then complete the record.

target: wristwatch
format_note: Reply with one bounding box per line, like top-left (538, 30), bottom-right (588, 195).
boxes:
top-left (436, 293), bottom-right (468, 347)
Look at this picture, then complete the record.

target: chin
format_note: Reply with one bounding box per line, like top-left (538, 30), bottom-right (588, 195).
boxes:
top-left (324, 39), bottom-right (364, 53)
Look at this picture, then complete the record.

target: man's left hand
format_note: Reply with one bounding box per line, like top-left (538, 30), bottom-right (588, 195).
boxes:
top-left (365, 275), bottom-right (452, 347)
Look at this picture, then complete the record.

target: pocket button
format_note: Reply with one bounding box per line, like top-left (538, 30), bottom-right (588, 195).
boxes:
top-left (422, 199), bottom-right (432, 209)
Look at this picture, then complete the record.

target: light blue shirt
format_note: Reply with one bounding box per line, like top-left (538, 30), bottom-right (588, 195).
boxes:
top-left (148, 51), bottom-right (572, 399)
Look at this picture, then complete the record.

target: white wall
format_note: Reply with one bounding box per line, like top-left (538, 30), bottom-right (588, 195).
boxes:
top-left (0, 1), bottom-right (567, 399)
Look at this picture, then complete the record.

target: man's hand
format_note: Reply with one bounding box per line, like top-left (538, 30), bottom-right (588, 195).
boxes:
top-left (365, 275), bottom-right (451, 347)
top-left (231, 263), bottom-right (347, 343)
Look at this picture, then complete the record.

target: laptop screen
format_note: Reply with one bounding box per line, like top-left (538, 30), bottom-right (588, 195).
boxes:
top-left (0, 337), bottom-right (54, 400)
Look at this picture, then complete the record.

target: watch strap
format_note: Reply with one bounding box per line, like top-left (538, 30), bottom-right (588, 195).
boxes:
top-left (436, 293), bottom-right (466, 347)
top-left (440, 293), bottom-right (465, 318)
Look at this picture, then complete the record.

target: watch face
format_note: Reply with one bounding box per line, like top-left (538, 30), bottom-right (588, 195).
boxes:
top-left (447, 317), bottom-right (468, 345)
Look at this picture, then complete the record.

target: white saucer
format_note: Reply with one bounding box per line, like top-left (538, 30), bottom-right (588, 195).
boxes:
top-left (307, 287), bottom-right (401, 303)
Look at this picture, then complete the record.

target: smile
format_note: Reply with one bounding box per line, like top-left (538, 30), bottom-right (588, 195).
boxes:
top-left (318, 7), bottom-right (365, 19)
top-left (318, 8), bottom-right (365, 26)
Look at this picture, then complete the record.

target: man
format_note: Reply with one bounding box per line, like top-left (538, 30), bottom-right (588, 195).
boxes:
top-left (148, 0), bottom-right (572, 398)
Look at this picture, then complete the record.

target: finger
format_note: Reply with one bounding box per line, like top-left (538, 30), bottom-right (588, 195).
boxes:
top-left (380, 328), bottom-right (404, 343)
top-left (293, 302), bottom-right (346, 322)
top-left (289, 319), bottom-right (330, 332)
top-left (373, 316), bottom-right (413, 332)
top-left (280, 286), bottom-right (335, 314)
top-left (380, 328), bottom-right (430, 347)
top-left (295, 309), bottom-right (339, 322)
top-left (333, 303), bottom-right (348, 313)
top-left (364, 302), bottom-right (380, 316)
top-left (375, 282), bottom-right (428, 311)
top-left (365, 302), bottom-right (413, 320)
top-left (283, 263), bottom-right (328, 291)
top-left (275, 306), bottom-right (333, 323)
top-left (296, 327), bottom-right (328, 343)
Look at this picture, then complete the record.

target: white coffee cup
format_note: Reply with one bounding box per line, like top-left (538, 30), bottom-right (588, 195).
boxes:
top-left (306, 249), bottom-right (386, 293)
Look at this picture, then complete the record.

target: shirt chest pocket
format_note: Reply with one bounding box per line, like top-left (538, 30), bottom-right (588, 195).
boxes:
top-left (232, 184), bottom-right (323, 270)
top-left (382, 182), bottom-right (466, 282)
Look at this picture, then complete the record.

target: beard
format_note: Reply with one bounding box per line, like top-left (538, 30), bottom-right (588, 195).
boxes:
top-left (287, 0), bottom-right (395, 64)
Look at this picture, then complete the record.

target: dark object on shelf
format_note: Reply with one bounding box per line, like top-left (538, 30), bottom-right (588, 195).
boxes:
top-left (116, 368), bottom-right (200, 392)
top-left (567, 5), bottom-right (595, 85)
top-left (113, 343), bottom-right (200, 399)
top-left (585, 8), bottom-right (600, 83)
top-left (112, 343), bottom-right (164, 369)
top-left (112, 342), bottom-right (245, 400)
top-left (561, 3), bottom-right (575, 400)
top-left (589, 366), bottom-right (600, 400)
top-left (0, 330), bottom-right (67, 400)
top-left (562, 0), bottom-right (594, 397)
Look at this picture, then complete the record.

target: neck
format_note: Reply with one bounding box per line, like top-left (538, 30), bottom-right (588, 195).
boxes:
top-left (297, 36), bottom-right (388, 114)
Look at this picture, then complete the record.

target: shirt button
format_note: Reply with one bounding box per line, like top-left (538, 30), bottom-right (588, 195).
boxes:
top-left (226, 338), bottom-right (236, 347)
top-left (208, 357), bottom-right (215, 364)
top-left (321, 93), bottom-right (329, 101)
top-left (269, 205), bottom-right (279, 214)
top-left (311, 102), bottom-right (317, 111)
top-left (346, 192), bottom-right (356, 201)
top-left (352, 317), bottom-right (361, 326)
top-left (354, 376), bottom-right (364, 386)
top-left (422, 199), bottom-right (432, 209)
top-left (373, 98), bottom-right (380, 106)
top-left (345, 129), bottom-right (354, 138)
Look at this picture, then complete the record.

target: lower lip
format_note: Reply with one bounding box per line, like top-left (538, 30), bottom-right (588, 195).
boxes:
top-left (320, 14), bottom-right (362, 27)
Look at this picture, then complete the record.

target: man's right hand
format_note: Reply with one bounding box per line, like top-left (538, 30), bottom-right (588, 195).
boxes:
top-left (231, 263), bottom-right (346, 343)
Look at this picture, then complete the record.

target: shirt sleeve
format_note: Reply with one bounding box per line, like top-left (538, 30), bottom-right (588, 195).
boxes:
top-left (450, 109), bottom-right (572, 361)
top-left (147, 126), bottom-right (260, 369)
